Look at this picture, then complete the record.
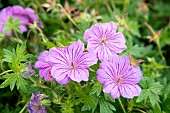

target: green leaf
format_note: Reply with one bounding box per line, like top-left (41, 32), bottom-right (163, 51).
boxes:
top-left (42, 41), bottom-right (56, 49)
top-left (136, 89), bottom-right (149, 103)
top-left (0, 73), bottom-right (17, 90)
top-left (99, 98), bottom-right (116, 113)
top-left (9, 76), bottom-right (17, 91)
top-left (2, 49), bottom-right (14, 63)
top-left (90, 82), bottom-right (103, 96)
top-left (82, 95), bottom-right (97, 111)
top-left (16, 41), bottom-right (31, 62)
top-left (104, 93), bottom-right (115, 103)
top-left (137, 77), bottom-right (163, 108)
top-left (62, 100), bottom-right (74, 113)
top-left (2, 17), bottom-right (21, 34)
top-left (16, 76), bottom-right (27, 92)
top-left (149, 92), bottom-right (160, 108)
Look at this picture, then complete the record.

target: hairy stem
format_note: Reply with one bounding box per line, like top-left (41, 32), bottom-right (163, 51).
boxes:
top-left (118, 98), bottom-right (126, 113)
top-left (14, 30), bottom-right (19, 39)
top-left (0, 70), bottom-right (13, 76)
top-left (156, 40), bottom-right (165, 63)
top-left (57, 3), bottom-right (81, 30)
top-left (19, 101), bottom-right (29, 113)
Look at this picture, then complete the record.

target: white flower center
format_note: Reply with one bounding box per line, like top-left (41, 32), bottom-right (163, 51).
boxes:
top-left (100, 37), bottom-right (107, 45)
top-left (69, 61), bottom-right (76, 70)
top-left (115, 75), bottom-right (122, 84)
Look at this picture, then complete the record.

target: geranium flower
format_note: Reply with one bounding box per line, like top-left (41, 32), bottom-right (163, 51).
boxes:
top-left (49, 40), bottom-right (97, 84)
top-left (0, 5), bottom-right (42, 35)
top-left (84, 21), bottom-right (126, 61)
top-left (34, 51), bottom-right (53, 81)
top-left (97, 55), bottom-right (142, 99)
top-left (27, 92), bottom-right (47, 113)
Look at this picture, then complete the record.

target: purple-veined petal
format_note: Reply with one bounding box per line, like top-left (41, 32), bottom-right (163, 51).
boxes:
top-left (119, 84), bottom-right (141, 98)
top-left (34, 61), bottom-right (50, 68)
top-left (77, 52), bottom-right (97, 68)
top-left (96, 69), bottom-right (108, 84)
top-left (66, 40), bottom-right (84, 61)
top-left (110, 85), bottom-right (120, 98)
top-left (51, 65), bottom-right (69, 81)
top-left (102, 21), bottom-right (116, 38)
top-left (68, 68), bottom-right (89, 82)
top-left (37, 51), bottom-right (49, 62)
top-left (57, 76), bottom-right (71, 84)
top-left (39, 67), bottom-right (51, 79)
top-left (49, 47), bottom-right (68, 65)
top-left (122, 66), bottom-right (143, 84)
top-left (103, 81), bottom-right (116, 93)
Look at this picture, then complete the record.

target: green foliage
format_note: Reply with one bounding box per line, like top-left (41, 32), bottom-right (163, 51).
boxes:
top-left (0, 42), bottom-right (31, 92)
top-left (90, 81), bottom-right (103, 96)
top-left (99, 98), bottom-right (116, 113)
top-left (3, 17), bottom-right (21, 34)
top-left (0, 0), bottom-right (170, 112)
top-left (137, 77), bottom-right (163, 109)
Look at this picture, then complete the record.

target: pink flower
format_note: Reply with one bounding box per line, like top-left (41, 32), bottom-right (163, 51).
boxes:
top-left (84, 21), bottom-right (127, 61)
top-left (0, 5), bottom-right (43, 35)
top-left (49, 40), bottom-right (97, 84)
top-left (97, 55), bottom-right (142, 99)
top-left (34, 51), bottom-right (53, 81)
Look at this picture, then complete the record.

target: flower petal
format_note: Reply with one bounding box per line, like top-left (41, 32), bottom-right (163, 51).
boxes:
top-left (57, 76), bottom-right (71, 84)
top-left (110, 85), bottom-right (120, 99)
top-left (37, 51), bottom-right (49, 61)
top-left (68, 68), bottom-right (89, 82)
top-left (51, 65), bottom-right (69, 81)
top-left (34, 61), bottom-right (50, 68)
top-left (49, 47), bottom-right (68, 65)
top-left (96, 69), bottom-right (108, 84)
top-left (119, 84), bottom-right (141, 98)
top-left (77, 52), bottom-right (97, 68)
top-left (66, 40), bottom-right (84, 61)
top-left (19, 25), bottom-right (27, 32)
top-left (103, 81), bottom-right (116, 93)
top-left (122, 66), bottom-right (143, 84)
top-left (39, 67), bottom-right (51, 79)
top-left (107, 55), bottom-right (130, 76)
top-left (102, 21), bottom-right (116, 38)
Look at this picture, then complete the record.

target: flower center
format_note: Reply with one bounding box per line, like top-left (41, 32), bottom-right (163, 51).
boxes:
top-left (47, 70), bottom-right (51, 75)
top-left (115, 75), bottom-right (122, 84)
top-left (100, 37), bottom-right (107, 45)
top-left (69, 61), bottom-right (76, 70)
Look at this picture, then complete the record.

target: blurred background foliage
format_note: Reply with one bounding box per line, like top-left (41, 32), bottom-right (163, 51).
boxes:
top-left (0, 0), bottom-right (170, 113)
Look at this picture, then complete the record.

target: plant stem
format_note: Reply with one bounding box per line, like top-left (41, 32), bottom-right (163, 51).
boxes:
top-left (0, 70), bottom-right (13, 76)
top-left (29, 77), bottom-right (36, 84)
top-left (57, 3), bottom-right (81, 30)
top-left (104, 0), bottom-right (113, 16)
top-left (37, 27), bottom-right (48, 42)
top-left (110, 0), bottom-right (116, 11)
top-left (14, 30), bottom-right (19, 39)
top-left (65, 84), bottom-right (70, 94)
top-left (19, 101), bottom-right (29, 113)
top-left (118, 98), bottom-right (126, 113)
top-left (134, 108), bottom-right (147, 113)
top-left (47, 106), bottom-right (56, 113)
top-left (156, 40), bottom-right (165, 63)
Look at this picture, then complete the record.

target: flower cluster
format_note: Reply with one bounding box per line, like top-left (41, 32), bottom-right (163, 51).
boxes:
top-left (35, 21), bottom-right (142, 99)
top-left (0, 5), bottom-right (43, 35)
top-left (84, 21), bottom-right (126, 61)
top-left (97, 55), bottom-right (142, 98)
top-left (35, 40), bottom-right (98, 84)
top-left (27, 92), bottom-right (47, 113)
